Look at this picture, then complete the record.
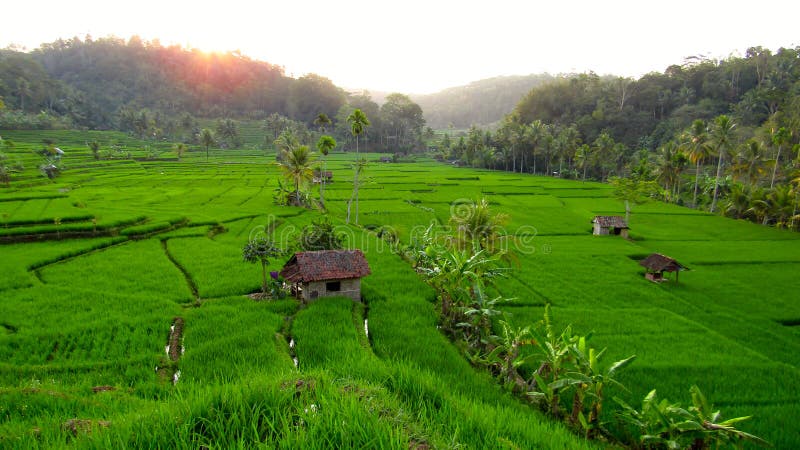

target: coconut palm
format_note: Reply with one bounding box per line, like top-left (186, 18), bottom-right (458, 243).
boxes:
top-left (346, 109), bottom-right (370, 155)
top-left (681, 119), bottom-right (712, 208)
top-left (767, 184), bottom-right (796, 228)
top-left (731, 140), bottom-right (767, 185)
top-left (313, 113), bottom-right (332, 133)
top-left (448, 197), bottom-right (509, 254)
top-left (526, 120), bottom-right (547, 174)
top-left (346, 158), bottom-right (367, 224)
top-left (346, 109), bottom-right (370, 224)
top-left (316, 135), bottom-right (336, 208)
top-left (575, 145), bottom-right (592, 182)
top-left (0, 154), bottom-right (10, 186)
top-left (242, 237), bottom-right (283, 296)
top-left (770, 127), bottom-right (791, 188)
top-left (199, 128), bottom-right (215, 161)
top-left (88, 141), bottom-right (101, 160)
top-left (277, 145), bottom-right (316, 206)
top-left (722, 183), bottom-right (752, 219)
top-left (592, 132), bottom-right (616, 181)
top-left (746, 187), bottom-right (770, 224)
top-left (173, 143), bottom-right (188, 160)
top-left (654, 141), bottom-right (687, 199)
top-left (709, 115), bottom-right (736, 213)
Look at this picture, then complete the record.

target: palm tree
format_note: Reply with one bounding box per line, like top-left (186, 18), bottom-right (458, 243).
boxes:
top-left (526, 120), bottom-right (547, 175)
top-left (273, 129), bottom-right (300, 159)
top-left (16, 78), bottom-right (31, 111)
top-left (709, 115), bottom-right (736, 213)
top-left (732, 140), bottom-right (766, 185)
top-left (313, 113), bottom-right (332, 133)
top-left (87, 141), bottom-right (101, 160)
top-left (277, 145), bottom-right (316, 206)
top-left (346, 109), bottom-right (370, 224)
top-left (575, 145), bottom-right (591, 182)
top-left (770, 127), bottom-right (791, 188)
top-left (767, 184), bottom-right (795, 228)
top-left (199, 128), bottom-right (215, 161)
top-left (592, 132), bottom-right (616, 181)
top-left (173, 143), bottom-right (188, 160)
top-left (722, 183), bottom-right (752, 219)
top-left (681, 120), bottom-right (711, 208)
top-left (654, 141), bottom-right (681, 197)
top-left (346, 158), bottom-right (367, 225)
top-left (448, 197), bottom-right (510, 254)
top-left (316, 135), bottom-right (336, 208)
top-left (242, 237), bottom-right (283, 296)
top-left (746, 187), bottom-right (770, 224)
top-left (0, 154), bottom-right (10, 187)
top-left (347, 109), bottom-right (370, 154)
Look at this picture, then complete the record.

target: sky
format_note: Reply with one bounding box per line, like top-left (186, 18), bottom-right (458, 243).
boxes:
top-left (3, 0), bottom-right (799, 94)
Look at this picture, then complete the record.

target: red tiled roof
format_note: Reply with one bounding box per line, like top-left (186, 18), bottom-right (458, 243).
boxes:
top-left (280, 250), bottom-right (371, 283)
top-left (639, 253), bottom-right (687, 272)
top-left (592, 215), bottom-right (628, 228)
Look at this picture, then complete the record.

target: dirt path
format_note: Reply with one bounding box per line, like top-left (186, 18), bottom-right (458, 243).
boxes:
top-left (156, 317), bottom-right (185, 385)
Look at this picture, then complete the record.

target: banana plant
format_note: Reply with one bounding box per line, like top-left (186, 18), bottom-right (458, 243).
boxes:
top-left (615, 389), bottom-right (696, 448)
top-left (554, 336), bottom-right (636, 438)
top-left (459, 285), bottom-right (509, 347)
top-left (526, 304), bottom-right (580, 416)
top-left (473, 319), bottom-right (535, 393)
top-left (688, 385), bottom-right (770, 449)
top-left (614, 387), bottom-right (769, 449)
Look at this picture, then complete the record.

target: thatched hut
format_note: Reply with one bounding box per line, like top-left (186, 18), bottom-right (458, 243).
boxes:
top-left (313, 170), bottom-right (333, 184)
top-left (639, 253), bottom-right (688, 283)
top-left (280, 250), bottom-right (371, 301)
top-left (592, 216), bottom-right (629, 238)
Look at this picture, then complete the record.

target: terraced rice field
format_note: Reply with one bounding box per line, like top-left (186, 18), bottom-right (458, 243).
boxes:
top-left (0, 129), bottom-right (797, 447)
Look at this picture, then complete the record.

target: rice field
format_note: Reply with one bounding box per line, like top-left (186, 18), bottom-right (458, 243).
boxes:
top-left (0, 129), bottom-right (798, 448)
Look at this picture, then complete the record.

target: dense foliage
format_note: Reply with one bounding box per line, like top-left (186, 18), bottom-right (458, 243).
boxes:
top-left (436, 46), bottom-right (800, 231)
top-left (0, 37), bottom-right (428, 153)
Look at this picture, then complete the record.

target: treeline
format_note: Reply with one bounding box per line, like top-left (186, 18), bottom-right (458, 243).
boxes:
top-left (0, 36), bottom-right (429, 153)
top-left (1, 36), bottom-right (298, 128)
top-left (414, 74), bottom-right (554, 129)
top-left (437, 46), bottom-right (800, 230)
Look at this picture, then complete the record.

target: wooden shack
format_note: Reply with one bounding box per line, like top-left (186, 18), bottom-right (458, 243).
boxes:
top-left (592, 216), bottom-right (629, 238)
top-left (280, 250), bottom-right (371, 302)
top-left (313, 170), bottom-right (333, 184)
top-left (639, 253), bottom-right (687, 283)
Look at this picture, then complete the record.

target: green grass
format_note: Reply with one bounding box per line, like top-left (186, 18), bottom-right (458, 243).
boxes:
top-left (0, 129), bottom-right (797, 448)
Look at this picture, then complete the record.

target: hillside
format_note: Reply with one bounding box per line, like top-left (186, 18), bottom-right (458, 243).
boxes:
top-left (0, 130), bottom-right (797, 448)
top-left (0, 37), bottom-right (344, 129)
top-left (413, 74), bottom-right (554, 129)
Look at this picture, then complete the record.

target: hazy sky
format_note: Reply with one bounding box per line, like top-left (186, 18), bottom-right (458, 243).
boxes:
top-left (4, 0), bottom-right (799, 94)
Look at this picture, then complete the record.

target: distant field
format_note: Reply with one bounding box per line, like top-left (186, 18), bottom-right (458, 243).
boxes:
top-left (1, 129), bottom-right (797, 448)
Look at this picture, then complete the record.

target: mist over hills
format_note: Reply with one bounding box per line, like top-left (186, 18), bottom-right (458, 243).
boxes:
top-left (410, 74), bottom-right (554, 129)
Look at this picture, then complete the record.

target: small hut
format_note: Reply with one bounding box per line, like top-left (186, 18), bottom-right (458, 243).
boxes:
top-left (280, 250), bottom-right (371, 301)
top-left (592, 216), bottom-right (629, 238)
top-left (379, 156), bottom-right (393, 163)
top-left (313, 170), bottom-right (333, 184)
top-left (639, 253), bottom-right (688, 283)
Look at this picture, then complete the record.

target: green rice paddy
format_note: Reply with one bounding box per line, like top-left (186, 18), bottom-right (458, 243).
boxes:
top-left (0, 129), bottom-right (797, 448)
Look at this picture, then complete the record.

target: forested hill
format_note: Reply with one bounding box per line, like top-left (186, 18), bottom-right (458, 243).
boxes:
top-left (511, 46), bottom-right (800, 150)
top-left (0, 36), bottom-right (345, 129)
top-left (413, 74), bottom-right (554, 129)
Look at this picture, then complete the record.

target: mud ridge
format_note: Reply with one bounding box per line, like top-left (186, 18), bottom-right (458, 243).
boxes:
top-left (160, 239), bottom-right (200, 301)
